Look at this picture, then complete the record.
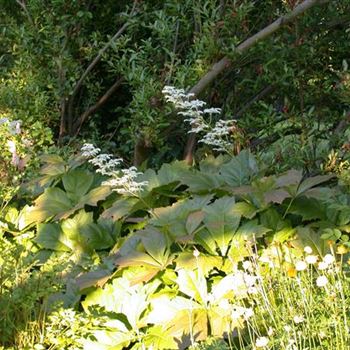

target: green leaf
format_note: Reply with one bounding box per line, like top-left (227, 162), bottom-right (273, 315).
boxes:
top-left (143, 325), bottom-right (178, 350)
top-left (235, 220), bottom-right (271, 240)
top-left (296, 174), bottom-right (334, 196)
top-left (35, 223), bottom-right (70, 251)
top-left (62, 169), bottom-right (94, 202)
top-left (175, 252), bottom-right (221, 276)
top-left (292, 226), bottom-right (328, 256)
top-left (101, 197), bottom-right (139, 220)
top-left (220, 150), bottom-right (258, 187)
top-left (61, 210), bottom-right (115, 250)
top-left (232, 202), bottom-right (258, 219)
top-left (39, 154), bottom-right (66, 176)
top-left (289, 197), bottom-right (326, 221)
top-left (140, 227), bottom-right (170, 267)
top-left (27, 188), bottom-right (72, 224)
top-left (176, 269), bottom-right (208, 304)
top-left (180, 170), bottom-right (223, 193)
top-left (186, 210), bottom-right (205, 234)
top-left (202, 197), bottom-right (241, 255)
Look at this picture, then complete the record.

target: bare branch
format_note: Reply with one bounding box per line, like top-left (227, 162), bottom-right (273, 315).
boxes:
top-left (183, 0), bottom-right (329, 164)
top-left (67, 0), bottom-right (138, 131)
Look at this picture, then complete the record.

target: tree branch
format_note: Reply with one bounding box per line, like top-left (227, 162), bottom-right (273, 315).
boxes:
top-left (67, 0), bottom-right (138, 133)
top-left (183, 0), bottom-right (329, 164)
top-left (73, 77), bottom-right (124, 137)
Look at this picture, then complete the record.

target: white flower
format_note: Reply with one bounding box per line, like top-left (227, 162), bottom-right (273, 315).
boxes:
top-left (293, 315), bottom-right (304, 323)
top-left (316, 275), bottom-right (328, 287)
top-left (295, 261), bottom-right (307, 271)
top-left (304, 246), bottom-right (313, 254)
top-left (193, 249), bottom-right (200, 258)
top-left (305, 255), bottom-right (318, 264)
top-left (244, 308), bottom-right (254, 320)
top-left (323, 254), bottom-right (335, 265)
top-left (242, 260), bottom-right (252, 271)
top-left (267, 327), bottom-right (274, 336)
top-left (256, 336), bottom-right (269, 348)
top-left (81, 143), bottom-right (101, 157)
top-left (318, 261), bottom-right (329, 270)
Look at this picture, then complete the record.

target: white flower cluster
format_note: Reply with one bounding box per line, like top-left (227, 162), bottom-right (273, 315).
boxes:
top-left (81, 143), bottom-right (148, 196)
top-left (199, 119), bottom-right (236, 152)
top-left (162, 86), bottom-right (236, 153)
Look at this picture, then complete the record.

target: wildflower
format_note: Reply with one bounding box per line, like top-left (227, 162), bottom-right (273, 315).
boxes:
top-left (193, 249), bottom-right (200, 258)
top-left (323, 254), bottom-right (335, 265)
top-left (284, 325), bottom-right (292, 332)
top-left (295, 261), bottom-right (307, 271)
top-left (293, 315), bottom-right (304, 324)
top-left (287, 267), bottom-right (297, 278)
top-left (317, 261), bottom-right (329, 270)
top-left (242, 260), bottom-right (252, 271)
top-left (244, 308), bottom-right (254, 320)
top-left (256, 336), bottom-right (269, 348)
top-left (304, 246), bottom-right (313, 254)
top-left (336, 245), bottom-right (349, 255)
top-left (81, 143), bottom-right (101, 157)
top-left (305, 255), bottom-right (318, 264)
top-left (316, 275), bottom-right (328, 287)
top-left (318, 331), bottom-right (327, 339)
top-left (267, 327), bottom-right (274, 336)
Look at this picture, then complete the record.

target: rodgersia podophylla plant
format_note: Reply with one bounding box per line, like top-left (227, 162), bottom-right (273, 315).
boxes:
top-left (162, 86), bottom-right (238, 154)
top-left (81, 143), bottom-right (148, 196)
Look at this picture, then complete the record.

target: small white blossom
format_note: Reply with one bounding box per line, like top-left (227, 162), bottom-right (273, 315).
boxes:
top-left (305, 255), bottom-right (318, 264)
top-left (81, 143), bottom-right (101, 157)
top-left (318, 261), bottom-right (329, 270)
top-left (162, 86), bottom-right (236, 154)
top-left (256, 336), bottom-right (269, 348)
top-left (316, 275), bottom-right (328, 287)
top-left (323, 254), bottom-right (335, 265)
top-left (81, 144), bottom-right (148, 196)
top-left (193, 249), bottom-right (200, 258)
top-left (242, 260), bottom-right (252, 271)
top-left (293, 315), bottom-right (304, 323)
top-left (295, 261), bottom-right (307, 271)
top-left (304, 246), bottom-right (313, 254)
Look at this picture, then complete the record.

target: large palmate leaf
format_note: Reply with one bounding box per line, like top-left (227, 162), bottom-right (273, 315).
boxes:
top-left (291, 226), bottom-right (329, 256)
top-left (83, 278), bottom-right (160, 330)
top-left (176, 268), bottom-right (208, 305)
top-left (220, 150), bottom-right (259, 187)
top-left (175, 252), bottom-right (222, 277)
top-left (61, 210), bottom-right (115, 251)
top-left (26, 188), bottom-right (73, 224)
top-left (101, 197), bottom-right (139, 221)
top-left (146, 295), bottom-right (207, 345)
top-left (179, 169), bottom-right (224, 193)
top-left (143, 325), bottom-right (178, 350)
top-left (201, 196), bottom-right (241, 255)
top-left (35, 222), bottom-right (70, 251)
top-left (234, 220), bottom-right (271, 240)
top-left (151, 195), bottom-right (213, 239)
top-left (62, 169), bottom-right (94, 202)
